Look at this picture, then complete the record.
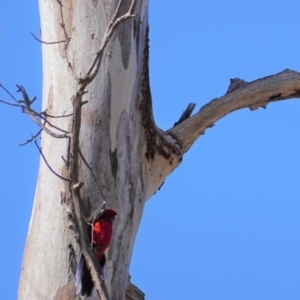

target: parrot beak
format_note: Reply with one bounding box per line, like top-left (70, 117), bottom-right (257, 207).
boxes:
top-left (110, 215), bottom-right (117, 222)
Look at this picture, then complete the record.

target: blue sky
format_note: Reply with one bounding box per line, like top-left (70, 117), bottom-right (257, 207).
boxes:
top-left (1, 1), bottom-right (300, 299)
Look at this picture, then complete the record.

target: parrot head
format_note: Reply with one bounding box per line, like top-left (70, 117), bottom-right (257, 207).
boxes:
top-left (99, 209), bottom-right (117, 222)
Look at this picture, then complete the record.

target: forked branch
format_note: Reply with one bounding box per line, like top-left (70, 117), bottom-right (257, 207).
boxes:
top-left (0, 84), bottom-right (69, 139)
top-left (83, 0), bottom-right (137, 85)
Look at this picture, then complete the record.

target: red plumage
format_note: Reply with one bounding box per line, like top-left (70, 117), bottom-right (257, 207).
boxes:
top-left (91, 209), bottom-right (117, 261)
top-left (76, 209), bottom-right (117, 296)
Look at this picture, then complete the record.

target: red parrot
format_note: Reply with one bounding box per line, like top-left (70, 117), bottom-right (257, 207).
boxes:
top-left (76, 209), bottom-right (117, 296)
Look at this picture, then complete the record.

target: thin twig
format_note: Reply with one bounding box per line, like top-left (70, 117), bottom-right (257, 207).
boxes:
top-left (68, 244), bottom-right (75, 272)
top-left (13, 85), bottom-right (69, 138)
top-left (16, 85), bottom-right (36, 107)
top-left (0, 83), bottom-right (18, 103)
top-left (56, 0), bottom-right (69, 47)
top-left (30, 31), bottom-right (67, 45)
top-left (78, 148), bottom-right (105, 200)
top-left (61, 155), bottom-right (69, 166)
top-left (20, 129), bottom-right (42, 146)
top-left (0, 99), bottom-right (20, 107)
top-left (24, 108), bottom-right (68, 134)
top-left (87, 205), bottom-right (107, 224)
top-left (42, 110), bottom-right (73, 118)
top-left (56, 0), bottom-right (77, 79)
top-left (20, 118), bottom-right (46, 146)
top-left (128, 0), bottom-right (137, 14)
top-left (24, 107), bottom-right (68, 138)
top-left (84, 0), bottom-right (137, 84)
top-left (39, 115), bottom-right (68, 133)
top-left (110, 0), bottom-right (124, 26)
top-left (35, 140), bottom-right (70, 182)
top-left (1, 87), bottom-right (67, 138)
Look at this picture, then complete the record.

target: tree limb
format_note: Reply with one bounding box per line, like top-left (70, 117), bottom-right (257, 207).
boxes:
top-left (168, 69), bottom-right (300, 153)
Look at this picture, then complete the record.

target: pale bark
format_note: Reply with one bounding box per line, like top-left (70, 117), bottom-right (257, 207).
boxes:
top-left (169, 69), bottom-right (300, 153)
top-left (17, 1), bottom-right (300, 300)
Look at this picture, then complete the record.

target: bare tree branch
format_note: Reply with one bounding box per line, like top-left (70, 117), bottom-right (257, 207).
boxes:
top-left (24, 107), bottom-right (68, 139)
top-left (0, 83), bottom-right (18, 103)
top-left (83, 0), bottom-right (137, 84)
top-left (168, 69), bottom-right (300, 153)
top-left (78, 148), bottom-right (105, 200)
top-left (0, 99), bottom-right (20, 107)
top-left (78, 148), bottom-right (106, 208)
top-left (42, 110), bottom-right (73, 118)
top-left (15, 85), bottom-right (69, 138)
top-left (34, 141), bottom-right (70, 182)
top-left (20, 129), bottom-right (42, 146)
top-left (0, 84), bottom-right (69, 138)
top-left (110, 0), bottom-right (124, 24)
top-left (24, 108), bottom-right (68, 134)
top-left (173, 102), bottom-right (196, 126)
top-left (30, 31), bottom-right (67, 45)
top-left (16, 85), bottom-right (36, 107)
top-left (39, 115), bottom-right (68, 133)
top-left (55, 0), bottom-right (76, 79)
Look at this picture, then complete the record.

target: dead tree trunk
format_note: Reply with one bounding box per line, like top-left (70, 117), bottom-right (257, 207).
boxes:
top-left (16, 1), bottom-right (300, 300)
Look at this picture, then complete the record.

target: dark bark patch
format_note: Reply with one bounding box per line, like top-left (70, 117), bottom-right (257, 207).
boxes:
top-left (269, 93), bottom-right (282, 100)
top-left (129, 205), bottom-right (134, 222)
top-left (117, 14), bottom-right (132, 70)
top-left (138, 27), bottom-right (182, 163)
top-left (134, 18), bottom-right (140, 57)
top-left (109, 148), bottom-right (118, 181)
